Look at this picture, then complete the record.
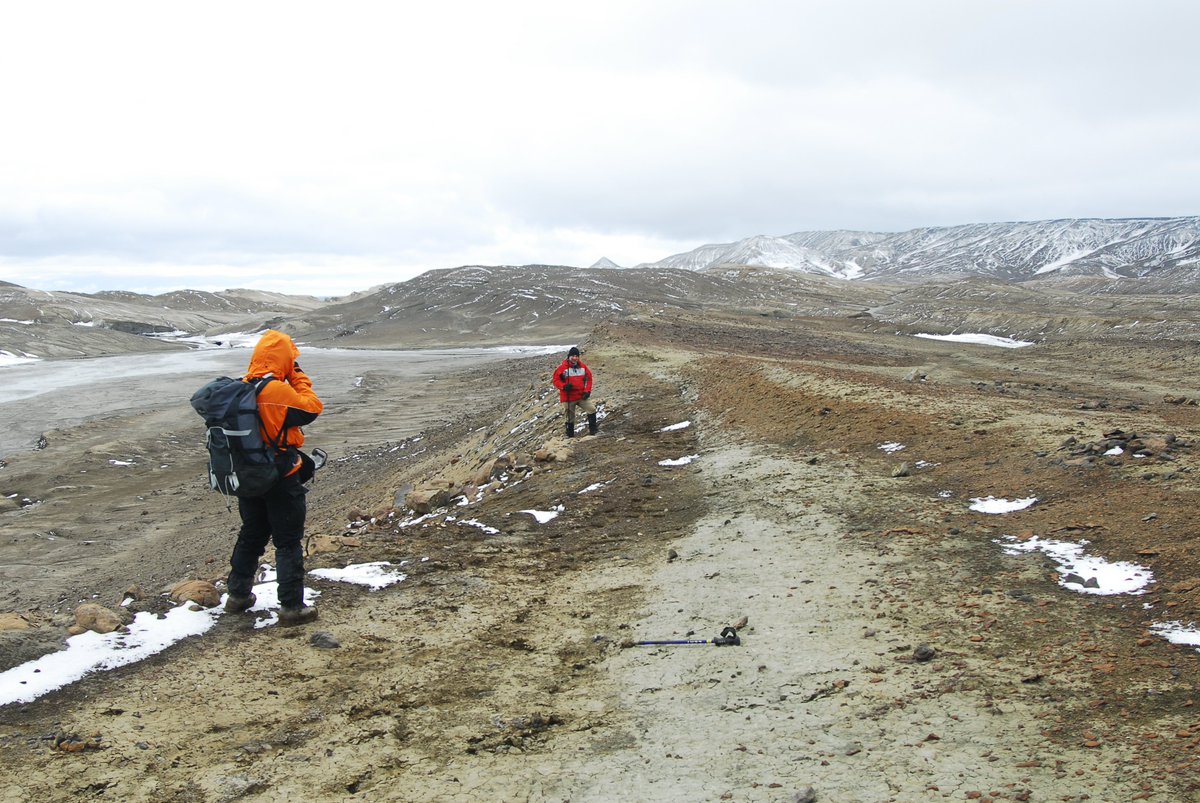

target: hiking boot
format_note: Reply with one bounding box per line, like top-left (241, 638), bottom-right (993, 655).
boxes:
top-left (587, 413), bottom-right (598, 435)
top-left (564, 421), bottom-right (575, 438)
top-left (278, 605), bottom-right (319, 627)
top-left (224, 592), bottom-right (256, 614)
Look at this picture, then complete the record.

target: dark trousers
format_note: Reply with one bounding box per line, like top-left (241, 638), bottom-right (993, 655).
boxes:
top-left (229, 476), bottom-right (308, 609)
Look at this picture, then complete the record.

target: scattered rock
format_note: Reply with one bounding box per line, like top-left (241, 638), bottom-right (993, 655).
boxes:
top-left (310, 631), bottom-right (341, 649)
top-left (472, 455), bottom-right (512, 486)
top-left (169, 579), bottom-right (220, 608)
top-left (53, 732), bottom-right (102, 752)
top-left (913, 644), bottom-right (937, 662)
top-left (533, 447), bottom-right (560, 463)
top-left (405, 486), bottom-right (450, 514)
top-left (0, 612), bottom-right (35, 631)
top-left (69, 603), bottom-right (125, 636)
top-left (891, 462), bottom-right (910, 478)
top-left (305, 533), bottom-right (362, 557)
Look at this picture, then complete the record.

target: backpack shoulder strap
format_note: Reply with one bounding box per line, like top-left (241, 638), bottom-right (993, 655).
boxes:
top-left (248, 376), bottom-right (291, 452)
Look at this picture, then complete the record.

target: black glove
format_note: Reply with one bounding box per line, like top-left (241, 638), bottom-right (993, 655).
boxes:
top-left (295, 449), bottom-right (316, 484)
top-left (292, 362), bottom-right (303, 374)
top-left (582, 392), bottom-right (590, 400)
top-left (563, 382), bottom-right (573, 393)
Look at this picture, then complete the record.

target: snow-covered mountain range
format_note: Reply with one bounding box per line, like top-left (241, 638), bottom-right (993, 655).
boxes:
top-left (638, 217), bottom-right (1200, 283)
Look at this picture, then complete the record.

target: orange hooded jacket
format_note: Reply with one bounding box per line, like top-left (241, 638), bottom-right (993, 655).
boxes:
top-left (243, 330), bottom-right (324, 476)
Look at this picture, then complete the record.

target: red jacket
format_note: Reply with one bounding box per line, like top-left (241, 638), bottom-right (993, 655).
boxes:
top-left (552, 358), bottom-right (592, 403)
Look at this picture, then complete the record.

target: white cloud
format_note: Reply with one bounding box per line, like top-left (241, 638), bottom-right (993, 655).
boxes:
top-left (1, 1), bottom-right (1198, 295)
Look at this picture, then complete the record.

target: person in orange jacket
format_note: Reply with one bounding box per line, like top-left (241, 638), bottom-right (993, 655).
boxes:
top-left (223, 330), bottom-right (324, 626)
top-left (552, 346), bottom-right (597, 437)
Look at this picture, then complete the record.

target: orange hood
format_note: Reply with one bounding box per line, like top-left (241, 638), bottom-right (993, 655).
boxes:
top-left (245, 330), bottom-right (299, 380)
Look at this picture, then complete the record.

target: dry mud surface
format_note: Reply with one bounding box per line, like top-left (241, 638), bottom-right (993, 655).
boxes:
top-left (1, 309), bottom-right (1200, 802)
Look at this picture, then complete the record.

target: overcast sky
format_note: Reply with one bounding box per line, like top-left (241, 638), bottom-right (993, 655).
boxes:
top-left (1, 1), bottom-right (1197, 298)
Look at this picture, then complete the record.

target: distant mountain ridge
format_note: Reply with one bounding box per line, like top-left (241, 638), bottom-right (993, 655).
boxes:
top-left (638, 217), bottom-right (1200, 283)
top-left (0, 284), bottom-right (328, 359)
top-left (5, 216), bottom-right (1200, 361)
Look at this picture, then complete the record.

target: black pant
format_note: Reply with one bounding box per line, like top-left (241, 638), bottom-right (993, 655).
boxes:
top-left (229, 475), bottom-right (308, 609)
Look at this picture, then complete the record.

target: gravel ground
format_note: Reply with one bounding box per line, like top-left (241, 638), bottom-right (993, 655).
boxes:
top-left (1, 308), bottom-right (1198, 802)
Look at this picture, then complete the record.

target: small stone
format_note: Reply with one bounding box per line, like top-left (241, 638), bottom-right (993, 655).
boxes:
top-left (913, 644), bottom-right (937, 662)
top-left (310, 631), bottom-right (340, 649)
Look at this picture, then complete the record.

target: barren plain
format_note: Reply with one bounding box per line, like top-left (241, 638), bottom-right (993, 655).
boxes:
top-left (0, 293), bottom-right (1199, 802)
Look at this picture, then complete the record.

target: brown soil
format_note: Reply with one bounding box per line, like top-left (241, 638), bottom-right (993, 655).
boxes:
top-left (1, 307), bottom-right (1199, 802)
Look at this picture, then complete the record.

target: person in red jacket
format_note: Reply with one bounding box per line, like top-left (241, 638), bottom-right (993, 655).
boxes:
top-left (223, 330), bottom-right (324, 626)
top-left (552, 346), bottom-right (597, 437)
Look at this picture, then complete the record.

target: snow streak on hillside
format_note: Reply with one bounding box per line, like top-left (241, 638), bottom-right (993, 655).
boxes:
top-left (639, 218), bottom-right (1200, 283)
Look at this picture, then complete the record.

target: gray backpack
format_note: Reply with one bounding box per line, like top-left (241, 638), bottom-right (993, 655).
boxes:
top-left (190, 376), bottom-right (282, 497)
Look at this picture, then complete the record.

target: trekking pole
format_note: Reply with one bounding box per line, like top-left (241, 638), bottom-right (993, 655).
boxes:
top-left (635, 626), bottom-right (740, 647)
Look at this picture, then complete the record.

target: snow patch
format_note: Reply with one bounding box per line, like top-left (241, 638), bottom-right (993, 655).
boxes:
top-left (969, 496), bottom-right (1037, 513)
top-left (914, 333), bottom-right (1033, 349)
top-left (997, 536), bottom-right (1153, 596)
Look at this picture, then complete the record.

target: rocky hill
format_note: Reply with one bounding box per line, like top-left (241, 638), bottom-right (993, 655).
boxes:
top-left (0, 283), bottom-right (329, 359)
top-left (215, 265), bottom-right (794, 349)
top-left (641, 217), bottom-right (1200, 285)
top-left (3, 217), bottom-right (1200, 361)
